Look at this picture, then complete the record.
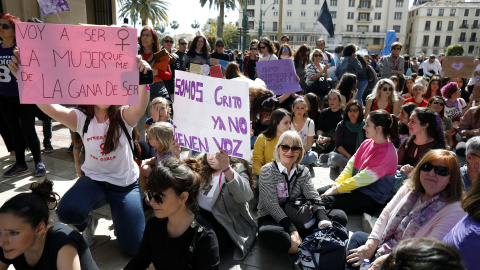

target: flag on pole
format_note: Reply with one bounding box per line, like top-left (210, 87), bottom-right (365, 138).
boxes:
top-left (381, 30), bottom-right (397, 56)
top-left (317, 0), bottom-right (334, 37)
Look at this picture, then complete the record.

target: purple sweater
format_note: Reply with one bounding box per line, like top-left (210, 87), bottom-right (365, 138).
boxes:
top-left (444, 215), bottom-right (480, 270)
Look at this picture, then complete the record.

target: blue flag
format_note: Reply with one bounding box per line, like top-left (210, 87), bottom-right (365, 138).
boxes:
top-left (381, 30), bottom-right (397, 56)
top-left (317, 0), bottom-right (334, 37)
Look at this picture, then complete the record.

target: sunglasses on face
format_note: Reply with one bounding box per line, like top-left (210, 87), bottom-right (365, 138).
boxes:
top-left (382, 87), bottom-right (393, 92)
top-left (314, 54), bottom-right (322, 57)
top-left (164, 40), bottom-right (174, 44)
top-left (279, 145), bottom-right (301, 153)
top-left (282, 48), bottom-right (290, 52)
top-left (145, 190), bottom-right (167, 204)
top-left (259, 46), bottom-right (266, 49)
top-left (392, 47), bottom-right (401, 51)
top-left (432, 101), bottom-right (445, 106)
top-left (348, 108), bottom-right (359, 113)
top-left (217, 44), bottom-right (224, 47)
top-left (180, 42), bottom-right (187, 45)
top-left (420, 162), bottom-right (449, 176)
top-left (250, 47), bottom-right (257, 50)
top-left (1, 24), bottom-right (10, 30)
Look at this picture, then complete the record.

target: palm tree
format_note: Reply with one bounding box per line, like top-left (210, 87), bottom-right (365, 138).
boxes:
top-left (191, 20), bottom-right (200, 32)
top-left (170, 20), bottom-right (179, 38)
top-left (154, 25), bottom-right (166, 37)
top-left (118, 0), bottom-right (169, 27)
top-left (199, 0), bottom-right (244, 39)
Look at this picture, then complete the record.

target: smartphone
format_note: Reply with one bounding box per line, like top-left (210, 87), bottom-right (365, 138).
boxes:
top-left (139, 69), bottom-right (154, 85)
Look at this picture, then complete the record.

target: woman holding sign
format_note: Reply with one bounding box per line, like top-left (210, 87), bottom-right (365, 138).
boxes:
top-left (8, 48), bottom-right (152, 257)
top-left (184, 35), bottom-right (211, 70)
top-left (0, 13), bottom-right (46, 178)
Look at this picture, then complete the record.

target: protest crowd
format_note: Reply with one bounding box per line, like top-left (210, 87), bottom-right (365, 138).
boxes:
top-left (1, 10), bottom-right (480, 270)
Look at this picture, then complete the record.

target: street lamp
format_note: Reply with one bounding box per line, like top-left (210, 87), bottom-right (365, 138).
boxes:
top-left (259, 4), bottom-right (275, 39)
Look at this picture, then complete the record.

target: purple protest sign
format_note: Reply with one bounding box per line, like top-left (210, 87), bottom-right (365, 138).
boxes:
top-left (37, 0), bottom-right (70, 16)
top-left (256, 59), bottom-right (301, 95)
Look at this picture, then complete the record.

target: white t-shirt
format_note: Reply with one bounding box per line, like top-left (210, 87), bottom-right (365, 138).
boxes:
top-left (74, 108), bottom-right (139, 186)
top-left (198, 175), bottom-right (220, 212)
top-left (445, 98), bottom-right (466, 120)
top-left (290, 118), bottom-right (315, 147)
top-left (259, 54), bottom-right (278, 61)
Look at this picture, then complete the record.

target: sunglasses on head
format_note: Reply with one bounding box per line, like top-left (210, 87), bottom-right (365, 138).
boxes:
top-left (348, 108), bottom-right (359, 113)
top-left (180, 42), bottom-right (187, 45)
top-left (282, 48), bottom-right (289, 52)
top-left (420, 162), bottom-right (449, 176)
top-left (1, 24), bottom-right (10, 30)
top-left (279, 145), bottom-right (301, 153)
top-left (382, 87), bottom-right (393, 92)
top-left (314, 54), bottom-right (322, 57)
top-left (432, 101), bottom-right (445, 106)
top-left (145, 190), bottom-right (166, 204)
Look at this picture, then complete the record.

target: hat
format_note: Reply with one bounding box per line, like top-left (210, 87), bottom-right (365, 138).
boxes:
top-left (441, 82), bottom-right (459, 99)
top-left (429, 54), bottom-right (436, 59)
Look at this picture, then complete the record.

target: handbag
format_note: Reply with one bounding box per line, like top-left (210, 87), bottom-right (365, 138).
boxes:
top-left (307, 77), bottom-right (333, 98)
top-left (298, 221), bottom-right (349, 270)
top-left (283, 198), bottom-right (326, 230)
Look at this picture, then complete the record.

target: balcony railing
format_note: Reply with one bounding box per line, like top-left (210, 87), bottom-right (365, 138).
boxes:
top-left (470, 37), bottom-right (478, 42)
top-left (422, 43), bottom-right (429, 46)
top-left (458, 37), bottom-right (466, 42)
top-left (447, 27), bottom-right (453, 31)
top-left (356, 18), bottom-right (372, 22)
top-left (436, 27), bottom-right (442, 31)
top-left (460, 24), bottom-right (469, 28)
top-left (425, 26), bottom-right (430, 31)
top-left (357, 4), bottom-right (373, 9)
top-left (472, 24), bottom-right (479, 29)
top-left (433, 43), bottom-right (440, 47)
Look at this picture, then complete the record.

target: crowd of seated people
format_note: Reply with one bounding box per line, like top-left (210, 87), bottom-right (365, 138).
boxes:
top-left (2, 12), bottom-right (480, 269)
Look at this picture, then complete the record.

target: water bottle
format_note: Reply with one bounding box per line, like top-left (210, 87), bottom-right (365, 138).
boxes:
top-left (359, 259), bottom-right (371, 270)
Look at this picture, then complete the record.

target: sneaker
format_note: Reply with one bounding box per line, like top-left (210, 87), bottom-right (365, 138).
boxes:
top-left (25, 155), bottom-right (33, 162)
top-left (83, 215), bottom-right (98, 247)
top-left (67, 144), bottom-right (73, 153)
top-left (3, 164), bottom-right (28, 178)
top-left (34, 162), bottom-right (46, 177)
top-left (44, 143), bottom-right (54, 153)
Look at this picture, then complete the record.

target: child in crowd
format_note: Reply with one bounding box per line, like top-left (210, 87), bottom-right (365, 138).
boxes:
top-left (402, 82), bottom-right (428, 107)
top-left (145, 97), bottom-right (173, 130)
top-left (139, 122), bottom-right (181, 202)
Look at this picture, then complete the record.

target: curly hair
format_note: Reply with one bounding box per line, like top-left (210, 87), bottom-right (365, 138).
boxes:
top-left (371, 79), bottom-right (399, 105)
top-left (337, 73), bottom-right (357, 101)
top-left (187, 35), bottom-right (210, 60)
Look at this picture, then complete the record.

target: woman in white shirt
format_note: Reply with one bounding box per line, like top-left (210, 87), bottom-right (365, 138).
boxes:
top-left (258, 38), bottom-right (278, 61)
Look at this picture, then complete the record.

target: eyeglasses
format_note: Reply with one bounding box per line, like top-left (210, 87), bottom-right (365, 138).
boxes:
top-left (250, 47), bottom-right (257, 50)
top-left (314, 54), bottom-right (322, 57)
top-left (392, 47), bottom-right (401, 51)
top-left (164, 40), bottom-right (174, 44)
top-left (259, 46), bottom-right (266, 49)
top-left (180, 42), bottom-right (187, 45)
top-left (382, 87), bottom-right (393, 92)
top-left (279, 145), bottom-right (301, 153)
top-left (348, 108), bottom-right (359, 113)
top-left (282, 48), bottom-right (290, 52)
top-left (217, 44), bottom-right (224, 47)
top-left (432, 101), bottom-right (445, 106)
top-left (1, 24), bottom-right (10, 30)
top-left (420, 162), bottom-right (449, 176)
top-left (145, 190), bottom-right (171, 204)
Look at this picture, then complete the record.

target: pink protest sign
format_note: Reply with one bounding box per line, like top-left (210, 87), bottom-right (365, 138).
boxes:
top-left (15, 22), bottom-right (139, 105)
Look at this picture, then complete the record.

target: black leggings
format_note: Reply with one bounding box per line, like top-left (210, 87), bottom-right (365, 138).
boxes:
top-left (317, 185), bottom-right (384, 215)
top-left (0, 95), bottom-right (41, 164)
top-left (199, 208), bottom-right (234, 253)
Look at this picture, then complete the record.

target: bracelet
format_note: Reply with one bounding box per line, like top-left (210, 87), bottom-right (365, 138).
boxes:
top-left (222, 166), bottom-right (231, 173)
top-left (73, 145), bottom-right (82, 150)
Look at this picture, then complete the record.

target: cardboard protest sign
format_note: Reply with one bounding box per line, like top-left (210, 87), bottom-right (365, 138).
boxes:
top-left (210, 65), bottom-right (223, 78)
top-left (256, 59), bottom-right (301, 95)
top-left (16, 23), bottom-right (138, 105)
top-left (189, 63), bottom-right (202, 74)
top-left (442, 56), bottom-right (476, 78)
top-left (218, 60), bottom-right (229, 69)
top-left (173, 71), bottom-right (251, 159)
top-left (37, 0), bottom-right (70, 16)
top-left (210, 58), bottom-right (219, 66)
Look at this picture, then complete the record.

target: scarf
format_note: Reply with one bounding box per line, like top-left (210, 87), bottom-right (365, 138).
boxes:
top-left (345, 120), bottom-right (365, 150)
top-left (376, 190), bottom-right (448, 258)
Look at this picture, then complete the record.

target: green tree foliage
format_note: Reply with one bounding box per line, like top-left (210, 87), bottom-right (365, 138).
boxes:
top-left (202, 18), bottom-right (238, 49)
top-left (118, 0), bottom-right (169, 27)
top-left (199, 0), bottom-right (244, 38)
top-left (170, 20), bottom-right (179, 37)
top-left (445, 44), bottom-right (465, 56)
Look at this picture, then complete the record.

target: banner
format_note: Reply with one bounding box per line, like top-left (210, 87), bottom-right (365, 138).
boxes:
top-left (442, 56), bottom-right (476, 78)
top-left (37, 0), bottom-right (70, 16)
top-left (173, 71), bottom-right (251, 159)
top-left (256, 59), bottom-right (301, 94)
top-left (16, 23), bottom-right (138, 105)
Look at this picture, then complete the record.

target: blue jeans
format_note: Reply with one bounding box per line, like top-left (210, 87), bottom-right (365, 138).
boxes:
top-left (356, 80), bottom-right (368, 105)
top-left (56, 175), bottom-right (145, 256)
top-left (346, 231), bottom-right (370, 270)
top-left (301, 150), bottom-right (318, 165)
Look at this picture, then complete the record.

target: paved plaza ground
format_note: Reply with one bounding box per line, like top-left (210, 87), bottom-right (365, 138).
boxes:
top-left (0, 120), bottom-right (364, 270)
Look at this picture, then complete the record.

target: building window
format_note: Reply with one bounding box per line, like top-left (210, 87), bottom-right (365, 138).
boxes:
top-left (433, 36), bottom-right (440, 47)
top-left (273, 11), bottom-right (278, 16)
top-left (314, 11), bottom-right (320, 17)
top-left (287, 11), bottom-right (292, 16)
top-left (425, 21), bottom-right (430, 31)
top-left (248, 21), bottom-right (254, 29)
top-left (315, 0), bottom-right (320, 4)
top-left (416, 10), bottom-right (418, 15)
top-left (469, 46), bottom-right (474, 54)
top-left (427, 9), bottom-right (432, 16)
top-left (464, 9), bottom-right (469, 16)
top-left (262, 21), bottom-right (265, 30)
top-left (396, 0), bottom-right (403, 7)
top-left (247, 0), bottom-right (255, 5)
top-left (438, 9), bottom-right (444, 16)
top-left (409, 23), bottom-right (412, 33)
top-left (445, 36), bottom-right (452, 46)
top-left (359, 13), bottom-right (369, 21)
top-left (274, 0), bottom-right (278, 3)
top-left (328, 36), bottom-right (335, 43)
top-left (247, 9), bottom-right (255, 17)
top-left (476, 9), bottom-right (480, 16)
top-left (349, 0), bottom-right (355, 7)
top-left (347, 25), bottom-right (353, 32)
top-left (358, 25), bottom-right (368, 32)
top-left (359, 38), bottom-right (365, 44)
top-left (459, 32), bottom-right (466, 42)
top-left (436, 21), bottom-right (442, 31)
top-left (331, 11), bottom-right (337, 18)
top-left (286, 24), bottom-right (291, 31)
top-left (375, 0), bottom-right (382, 7)
top-left (448, 21), bottom-right (454, 31)
top-left (270, 35), bottom-right (278, 41)
top-left (394, 12), bottom-right (402, 20)
top-left (359, 1), bottom-right (371, 8)
top-left (373, 25), bottom-right (380, 32)
top-left (422, 35), bottom-right (429, 47)
top-left (450, 9), bottom-right (456, 16)
top-left (301, 11), bottom-right (306, 17)
top-left (461, 20), bottom-right (468, 28)
top-left (287, 0), bottom-right (292, 4)
top-left (471, 32), bottom-right (477, 42)
top-left (289, 35), bottom-right (293, 41)
top-left (330, 0), bottom-right (337, 6)
top-left (473, 20), bottom-right (479, 29)
top-left (302, 0), bottom-right (306, 4)
top-left (373, 38), bottom-right (381, 45)
top-left (262, 0), bottom-right (266, 3)
top-left (300, 23), bottom-right (305, 30)
top-left (374, 13), bottom-right (381, 20)
top-left (333, 24), bottom-right (336, 30)
top-left (393, 25), bottom-right (400, 33)
top-left (273, 22), bottom-right (278, 31)
top-left (348, 12), bottom-right (354, 19)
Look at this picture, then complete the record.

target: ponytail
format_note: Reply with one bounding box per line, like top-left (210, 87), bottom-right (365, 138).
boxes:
top-left (389, 114), bottom-right (399, 140)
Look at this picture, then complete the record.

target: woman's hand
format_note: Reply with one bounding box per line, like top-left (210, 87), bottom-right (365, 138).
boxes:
top-left (317, 136), bottom-right (331, 144)
top-left (8, 47), bottom-right (20, 78)
top-left (296, 75), bottom-right (300, 83)
top-left (170, 138), bottom-right (182, 158)
top-left (288, 231), bottom-right (302, 254)
top-left (346, 243), bottom-right (376, 267)
top-left (151, 104), bottom-right (161, 122)
top-left (323, 63), bottom-right (330, 71)
top-left (370, 254), bottom-right (389, 270)
top-left (400, 164), bottom-right (414, 175)
top-left (137, 55), bottom-right (151, 73)
top-left (320, 185), bottom-right (339, 197)
top-left (216, 148), bottom-right (230, 172)
top-left (352, 88), bottom-right (359, 100)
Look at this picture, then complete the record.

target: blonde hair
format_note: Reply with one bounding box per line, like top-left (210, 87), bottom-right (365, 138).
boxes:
top-left (148, 122), bottom-right (174, 153)
top-left (310, 49), bottom-right (324, 62)
top-left (150, 97), bottom-right (171, 116)
top-left (273, 131), bottom-right (305, 165)
top-left (372, 79), bottom-right (398, 104)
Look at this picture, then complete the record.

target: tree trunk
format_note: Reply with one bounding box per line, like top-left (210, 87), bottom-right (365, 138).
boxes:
top-left (218, 0), bottom-right (225, 39)
top-left (142, 19), bottom-right (147, 26)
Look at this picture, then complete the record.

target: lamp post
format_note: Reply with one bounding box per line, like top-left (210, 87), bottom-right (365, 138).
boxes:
top-left (259, 3), bottom-right (275, 39)
top-left (242, 3), bottom-right (248, 52)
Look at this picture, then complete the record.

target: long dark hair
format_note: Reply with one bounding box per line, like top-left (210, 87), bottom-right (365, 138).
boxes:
top-left (225, 62), bottom-right (243, 79)
top-left (428, 96), bottom-right (446, 118)
top-left (405, 107), bottom-right (447, 150)
top-left (199, 155), bottom-right (255, 191)
top-left (305, 93), bottom-right (320, 121)
top-left (398, 102), bottom-right (418, 135)
top-left (186, 35), bottom-right (210, 60)
top-left (259, 37), bottom-right (276, 55)
top-left (138, 27), bottom-right (160, 54)
top-left (401, 76), bottom-right (415, 96)
top-left (337, 73), bottom-right (357, 100)
top-left (423, 76), bottom-right (442, 100)
top-left (294, 44), bottom-right (310, 68)
top-left (78, 105), bottom-right (122, 155)
top-left (343, 100), bottom-right (364, 122)
top-left (0, 178), bottom-right (59, 229)
top-left (262, 108), bottom-right (290, 139)
top-left (368, 109), bottom-right (399, 140)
